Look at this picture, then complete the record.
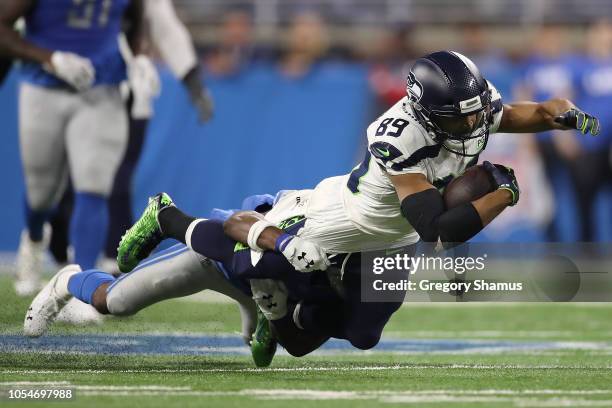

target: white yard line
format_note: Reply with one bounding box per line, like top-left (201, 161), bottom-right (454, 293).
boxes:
top-left (3, 364), bottom-right (612, 375)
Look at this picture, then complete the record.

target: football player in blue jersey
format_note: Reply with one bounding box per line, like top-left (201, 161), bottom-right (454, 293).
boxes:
top-left (47, 0), bottom-right (216, 272)
top-left (516, 24), bottom-right (578, 241)
top-left (567, 19), bottom-right (612, 241)
top-left (0, 0), bottom-right (144, 296)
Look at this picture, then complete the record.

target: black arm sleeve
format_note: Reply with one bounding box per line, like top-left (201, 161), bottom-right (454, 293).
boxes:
top-left (400, 189), bottom-right (484, 244)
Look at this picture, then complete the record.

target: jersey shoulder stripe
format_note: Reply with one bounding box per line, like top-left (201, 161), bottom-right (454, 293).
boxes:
top-left (390, 143), bottom-right (442, 172)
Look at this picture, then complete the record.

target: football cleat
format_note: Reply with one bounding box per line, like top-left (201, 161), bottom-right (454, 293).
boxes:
top-left (15, 225), bottom-right (51, 297)
top-left (24, 264), bottom-right (81, 337)
top-left (250, 309), bottom-right (277, 368)
top-left (116, 193), bottom-right (174, 273)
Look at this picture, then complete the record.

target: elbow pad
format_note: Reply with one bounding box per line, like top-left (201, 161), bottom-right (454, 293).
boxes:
top-left (400, 189), bottom-right (484, 244)
top-left (437, 202), bottom-right (483, 244)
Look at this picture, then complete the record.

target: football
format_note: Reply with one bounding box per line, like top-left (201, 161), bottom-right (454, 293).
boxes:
top-left (443, 164), bottom-right (496, 209)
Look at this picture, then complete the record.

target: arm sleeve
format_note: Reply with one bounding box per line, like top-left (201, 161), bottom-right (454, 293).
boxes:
top-left (145, 0), bottom-right (197, 79)
top-left (400, 189), bottom-right (484, 244)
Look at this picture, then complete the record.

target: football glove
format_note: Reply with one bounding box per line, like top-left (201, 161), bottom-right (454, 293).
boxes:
top-left (275, 234), bottom-right (330, 273)
top-left (44, 51), bottom-right (95, 92)
top-left (128, 55), bottom-right (161, 119)
top-left (554, 108), bottom-right (600, 136)
top-left (183, 66), bottom-right (214, 123)
top-left (483, 161), bottom-right (520, 206)
top-left (250, 279), bottom-right (288, 321)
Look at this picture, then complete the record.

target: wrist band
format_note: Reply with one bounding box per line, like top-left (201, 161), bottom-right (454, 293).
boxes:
top-left (274, 233), bottom-right (294, 252)
top-left (247, 219), bottom-right (275, 252)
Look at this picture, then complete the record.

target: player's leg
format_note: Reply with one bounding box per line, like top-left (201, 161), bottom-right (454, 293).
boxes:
top-left (24, 244), bottom-right (257, 342)
top-left (117, 194), bottom-right (237, 272)
top-left (103, 111), bottom-right (149, 267)
top-left (16, 83), bottom-right (70, 295)
top-left (66, 86), bottom-right (128, 269)
top-left (296, 250), bottom-right (410, 350)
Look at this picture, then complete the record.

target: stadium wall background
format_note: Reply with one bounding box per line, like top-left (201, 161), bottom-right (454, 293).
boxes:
top-left (1, 64), bottom-right (610, 251)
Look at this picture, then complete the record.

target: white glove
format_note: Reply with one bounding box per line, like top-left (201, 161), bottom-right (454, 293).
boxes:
top-left (128, 55), bottom-right (161, 119)
top-left (277, 234), bottom-right (330, 273)
top-left (44, 51), bottom-right (95, 92)
top-left (250, 279), bottom-right (288, 321)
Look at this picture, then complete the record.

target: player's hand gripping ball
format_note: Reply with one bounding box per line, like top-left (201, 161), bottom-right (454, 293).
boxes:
top-left (482, 161), bottom-right (520, 206)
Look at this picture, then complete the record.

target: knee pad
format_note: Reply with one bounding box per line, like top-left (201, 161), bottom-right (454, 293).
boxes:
top-left (105, 290), bottom-right (137, 316)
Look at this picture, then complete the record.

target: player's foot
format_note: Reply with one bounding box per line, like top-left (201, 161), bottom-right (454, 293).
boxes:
top-left (117, 193), bottom-right (174, 273)
top-left (56, 298), bottom-right (104, 326)
top-left (250, 309), bottom-right (277, 368)
top-left (15, 226), bottom-right (51, 297)
top-left (24, 264), bottom-right (81, 337)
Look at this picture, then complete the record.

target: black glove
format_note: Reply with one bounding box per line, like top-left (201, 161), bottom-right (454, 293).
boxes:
top-left (182, 66), bottom-right (214, 123)
top-left (483, 161), bottom-right (520, 206)
top-left (554, 108), bottom-right (600, 136)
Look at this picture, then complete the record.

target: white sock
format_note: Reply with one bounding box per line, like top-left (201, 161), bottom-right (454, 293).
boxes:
top-left (55, 266), bottom-right (82, 299)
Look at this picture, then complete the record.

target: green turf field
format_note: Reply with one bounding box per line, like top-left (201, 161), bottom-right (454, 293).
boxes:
top-left (1, 275), bottom-right (611, 407)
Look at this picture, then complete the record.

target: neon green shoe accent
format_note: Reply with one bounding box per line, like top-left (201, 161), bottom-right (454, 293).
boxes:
top-left (116, 193), bottom-right (174, 273)
top-left (251, 309), bottom-right (277, 368)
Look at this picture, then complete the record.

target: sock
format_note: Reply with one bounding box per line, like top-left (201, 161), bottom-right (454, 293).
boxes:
top-left (67, 269), bottom-right (115, 304)
top-left (159, 208), bottom-right (235, 264)
top-left (70, 192), bottom-right (108, 269)
top-left (24, 200), bottom-right (50, 242)
top-left (158, 206), bottom-right (195, 242)
top-left (188, 219), bottom-right (236, 265)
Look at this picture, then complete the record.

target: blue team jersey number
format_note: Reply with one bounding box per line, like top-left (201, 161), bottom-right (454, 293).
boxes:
top-left (67, 0), bottom-right (115, 29)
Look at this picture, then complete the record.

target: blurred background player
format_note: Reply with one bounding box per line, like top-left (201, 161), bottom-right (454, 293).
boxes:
top-left (0, 0), bottom-right (144, 295)
top-left (47, 0), bottom-right (215, 272)
top-left (566, 19), bottom-right (612, 242)
top-left (515, 24), bottom-right (576, 241)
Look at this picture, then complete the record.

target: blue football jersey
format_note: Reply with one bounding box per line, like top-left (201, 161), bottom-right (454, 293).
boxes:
top-left (21, 0), bottom-right (130, 87)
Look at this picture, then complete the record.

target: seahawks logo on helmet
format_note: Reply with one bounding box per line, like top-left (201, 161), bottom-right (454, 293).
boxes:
top-left (407, 71), bottom-right (423, 103)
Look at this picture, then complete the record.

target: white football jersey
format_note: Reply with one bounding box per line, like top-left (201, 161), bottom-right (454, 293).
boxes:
top-left (341, 81), bottom-right (503, 237)
top-left (267, 82), bottom-right (504, 254)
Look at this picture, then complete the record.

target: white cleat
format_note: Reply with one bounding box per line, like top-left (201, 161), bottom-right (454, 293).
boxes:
top-left (56, 298), bottom-right (104, 326)
top-left (24, 264), bottom-right (81, 337)
top-left (15, 226), bottom-right (51, 297)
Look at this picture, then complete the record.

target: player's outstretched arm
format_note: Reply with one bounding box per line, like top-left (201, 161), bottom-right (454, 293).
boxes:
top-left (391, 171), bottom-right (515, 247)
top-left (498, 99), bottom-right (600, 135)
top-left (0, 0), bottom-right (52, 63)
top-left (224, 211), bottom-right (330, 272)
top-left (145, 0), bottom-right (214, 121)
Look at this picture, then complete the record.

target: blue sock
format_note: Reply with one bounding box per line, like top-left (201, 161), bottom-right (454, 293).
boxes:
top-left (67, 269), bottom-right (115, 304)
top-left (24, 199), bottom-right (50, 241)
top-left (70, 192), bottom-right (108, 269)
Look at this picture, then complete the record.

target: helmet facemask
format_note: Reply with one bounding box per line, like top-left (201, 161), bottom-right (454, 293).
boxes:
top-left (411, 88), bottom-right (492, 157)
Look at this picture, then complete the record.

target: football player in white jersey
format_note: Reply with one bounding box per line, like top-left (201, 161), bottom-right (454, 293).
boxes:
top-left (25, 51), bottom-right (600, 364)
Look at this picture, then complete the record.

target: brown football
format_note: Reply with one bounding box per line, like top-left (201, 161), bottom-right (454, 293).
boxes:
top-left (443, 164), bottom-right (496, 209)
